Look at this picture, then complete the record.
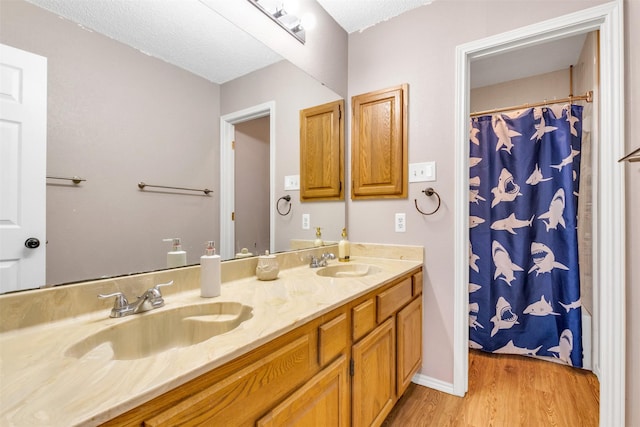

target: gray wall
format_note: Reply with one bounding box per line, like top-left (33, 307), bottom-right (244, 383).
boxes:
top-left (470, 69), bottom-right (569, 112)
top-left (623, 1), bottom-right (640, 425)
top-left (346, 4), bottom-right (640, 426)
top-left (220, 60), bottom-right (344, 252)
top-left (0, 0), bottom-right (220, 284)
top-left (207, 0), bottom-right (348, 97)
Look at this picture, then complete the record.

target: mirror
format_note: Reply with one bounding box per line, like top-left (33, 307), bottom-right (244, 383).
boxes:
top-left (0, 0), bottom-right (345, 290)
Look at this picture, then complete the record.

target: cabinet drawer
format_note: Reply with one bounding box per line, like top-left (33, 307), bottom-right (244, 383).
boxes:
top-left (318, 313), bottom-right (348, 366)
top-left (352, 298), bottom-right (376, 341)
top-left (377, 278), bottom-right (412, 322)
top-left (412, 271), bottom-right (423, 296)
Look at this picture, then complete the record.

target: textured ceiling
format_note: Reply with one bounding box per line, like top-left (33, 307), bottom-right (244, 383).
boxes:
top-left (24, 0), bottom-right (435, 84)
top-left (23, 0), bottom-right (587, 89)
top-left (24, 0), bottom-right (283, 84)
top-left (316, 0), bottom-right (433, 33)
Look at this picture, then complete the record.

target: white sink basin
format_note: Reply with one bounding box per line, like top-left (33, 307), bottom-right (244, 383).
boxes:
top-left (316, 263), bottom-right (382, 278)
top-left (65, 301), bottom-right (253, 360)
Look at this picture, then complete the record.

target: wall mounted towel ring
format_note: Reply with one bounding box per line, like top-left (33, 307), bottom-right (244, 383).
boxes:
top-left (414, 187), bottom-right (441, 215)
top-left (277, 195), bottom-right (292, 216)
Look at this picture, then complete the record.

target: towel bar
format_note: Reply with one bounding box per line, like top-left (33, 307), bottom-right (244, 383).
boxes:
top-left (137, 182), bottom-right (212, 195)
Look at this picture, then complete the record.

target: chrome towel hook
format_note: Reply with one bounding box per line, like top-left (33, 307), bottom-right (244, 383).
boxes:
top-left (414, 187), bottom-right (441, 216)
top-left (277, 195), bottom-right (292, 216)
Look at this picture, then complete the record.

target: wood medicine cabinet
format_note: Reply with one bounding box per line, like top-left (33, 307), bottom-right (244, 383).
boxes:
top-left (300, 99), bottom-right (344, 201)
top-left (351, 84), bottom-right (408, 199)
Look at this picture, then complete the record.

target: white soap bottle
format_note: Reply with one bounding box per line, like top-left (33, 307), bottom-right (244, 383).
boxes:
top-left (163, 238), bottom-right (187, 268)
top-left (200, 241), bottom-right (221, 298)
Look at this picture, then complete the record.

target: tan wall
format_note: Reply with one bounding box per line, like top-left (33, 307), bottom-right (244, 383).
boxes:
top-left (0, 0), bottom-right (220, 285)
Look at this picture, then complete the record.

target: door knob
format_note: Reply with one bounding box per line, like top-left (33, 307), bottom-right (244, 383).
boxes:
top-left (25, 238), bottom-right (40, 249)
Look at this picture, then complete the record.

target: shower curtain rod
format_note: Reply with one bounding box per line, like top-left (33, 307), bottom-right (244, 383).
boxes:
top-left (470, 90), bottom-right (593, 118)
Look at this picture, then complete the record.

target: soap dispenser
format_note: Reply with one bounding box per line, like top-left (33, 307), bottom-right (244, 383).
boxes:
top-left (314, 227), bottom-right (323, 247)
top-left (200, 241), bottom-right (221, 298)
top-left (339, 228), bottom-right (350, 262)
top-left (163, 238), bottom-right (187, 268)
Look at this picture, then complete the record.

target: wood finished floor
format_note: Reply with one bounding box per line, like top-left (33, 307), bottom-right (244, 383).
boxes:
top-left (382, 350), bottom-right (599, 427)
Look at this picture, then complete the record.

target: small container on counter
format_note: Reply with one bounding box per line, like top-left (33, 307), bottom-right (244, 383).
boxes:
top-left (256, 250), bottom-right (279, 281)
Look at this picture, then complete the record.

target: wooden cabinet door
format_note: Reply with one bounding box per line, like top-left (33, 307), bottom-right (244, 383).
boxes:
top-left (257, 355), bottom-right (349, 427)
top-left (351, 84), bottom-right (408, 199)
top-left (142, 335), bottom-right (314, 427)
top-left (352, 317), bottom-right (396, 427)
top-left (397, 296), bottom-right (422, 396)
top-left (300, 99), bottom-right (344, 201)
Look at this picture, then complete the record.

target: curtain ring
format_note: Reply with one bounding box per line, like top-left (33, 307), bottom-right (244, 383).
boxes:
top-left (414, 187), bottom-right (441, 216)
top-left (277, 195), bottom-right (292, 216)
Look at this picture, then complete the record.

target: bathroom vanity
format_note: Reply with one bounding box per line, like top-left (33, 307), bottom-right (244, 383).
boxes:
top-left (0, 244), bottom-right (423, 426)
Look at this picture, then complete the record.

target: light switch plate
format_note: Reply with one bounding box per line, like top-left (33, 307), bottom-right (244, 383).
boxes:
top-left (409, 161), bottom-right (436, 182)
top-left (302, 214), bottom-right (310, 230)
top-left (284, 175), bottom-right (300, 190)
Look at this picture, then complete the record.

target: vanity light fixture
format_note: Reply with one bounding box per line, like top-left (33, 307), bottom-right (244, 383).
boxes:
top-left (248, 0), bottom-right (306, 44)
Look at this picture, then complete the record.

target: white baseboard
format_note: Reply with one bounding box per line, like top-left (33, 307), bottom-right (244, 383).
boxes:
top-left (412, 373), bottom-right (455, 395)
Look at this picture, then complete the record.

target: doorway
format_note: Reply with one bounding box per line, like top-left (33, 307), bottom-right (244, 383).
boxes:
top-left (234, 116), bottom-right (271, 256)
top-left (220, 101), bottom-right (276, 260)
top-left (453, 2), bottom-right (625, 425)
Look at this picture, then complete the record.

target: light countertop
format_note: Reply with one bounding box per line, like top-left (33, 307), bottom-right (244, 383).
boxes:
top-left (0, 253), bottom-right (422, 426)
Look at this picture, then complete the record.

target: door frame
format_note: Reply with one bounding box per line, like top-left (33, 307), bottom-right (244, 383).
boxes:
top-left (453, 1), bottom-right (625, 425)
top-left (220, 101), bottom-right (276, 260)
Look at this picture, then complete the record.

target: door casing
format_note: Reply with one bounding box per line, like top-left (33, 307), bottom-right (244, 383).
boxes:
top-left (220, 102), bottom-right (276, 260)
top-left (452, 2), bottom-right (625, 425)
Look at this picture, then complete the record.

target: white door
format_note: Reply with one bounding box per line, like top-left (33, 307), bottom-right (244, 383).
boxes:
top-left (0, 44), bottom-right (47, 293)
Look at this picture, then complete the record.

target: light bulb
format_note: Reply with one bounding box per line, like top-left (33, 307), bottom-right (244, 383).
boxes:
top-left (282, 0), bottom-right (299, 16)
top-left (300, 13), bottom-right (316, 31)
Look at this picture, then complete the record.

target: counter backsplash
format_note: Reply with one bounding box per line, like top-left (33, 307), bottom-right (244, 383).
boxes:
top-left (0, 243), bottom-right (423, 333)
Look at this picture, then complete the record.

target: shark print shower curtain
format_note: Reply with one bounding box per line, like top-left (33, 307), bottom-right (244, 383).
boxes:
top-left (469, 104), bottom-right (583, 367)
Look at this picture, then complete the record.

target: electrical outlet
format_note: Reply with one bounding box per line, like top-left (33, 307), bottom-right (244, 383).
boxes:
top-left (302, 213), bottom-right (310, 230)
top-left (395, 213), bottom-right (406, 232)
top-left (409, 161), bottom-right (436, 182)
top-left (284, 175), bottom-right (300, 190)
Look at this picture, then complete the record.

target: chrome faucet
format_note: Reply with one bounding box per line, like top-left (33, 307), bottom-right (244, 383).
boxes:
top-left (309, 253), bottom-right (336, 268)
top-left (98, 281), bottom-right (173, 318)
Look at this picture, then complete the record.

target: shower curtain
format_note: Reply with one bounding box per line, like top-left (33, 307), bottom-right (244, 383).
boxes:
top-left (469, 104), bottom-right (583, 367)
